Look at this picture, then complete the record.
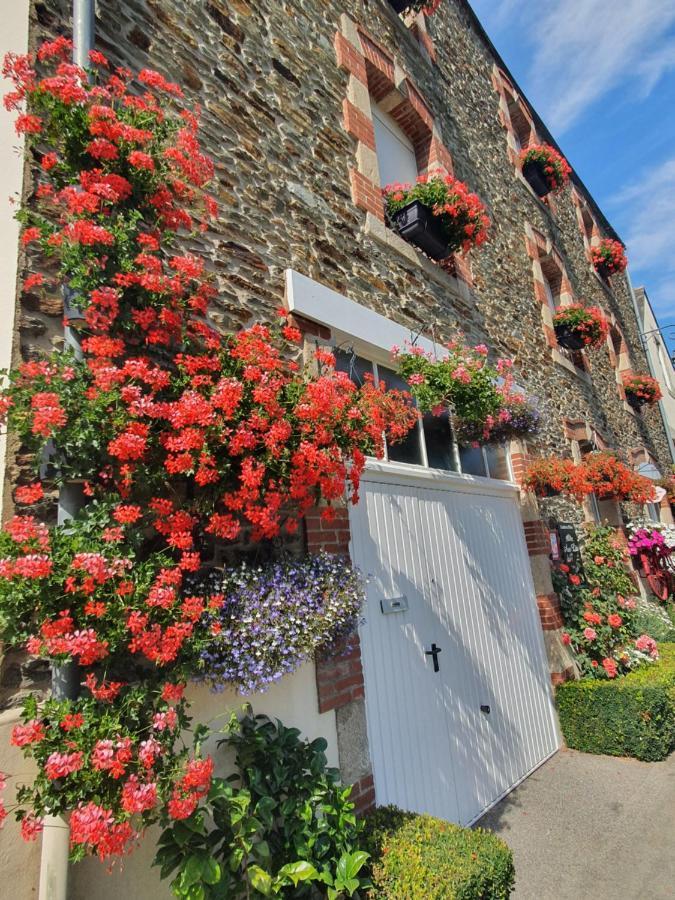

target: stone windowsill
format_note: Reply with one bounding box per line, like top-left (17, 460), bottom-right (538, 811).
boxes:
top-left (551, 347), bottom-right (592, 384)
top-left (364, 212), bottom-right (473, 305)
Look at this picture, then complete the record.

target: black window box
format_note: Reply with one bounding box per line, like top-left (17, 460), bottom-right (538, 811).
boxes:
top-left (595, 261), bottom-right (611, 280)
top-left (626, 392), bottom-right (647, 411)
top-left (392, 200), bottom-right (450, 261)
top-left (554, 324), bottom-right (586, 351)
top-left (388, 0), bottom-right (411, 12)
top-left (522, 161), bottom-right (550, 198)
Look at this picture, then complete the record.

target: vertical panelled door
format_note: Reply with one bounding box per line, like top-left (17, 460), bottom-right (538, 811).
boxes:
top-left (349, 471), bottom-right (559, 825)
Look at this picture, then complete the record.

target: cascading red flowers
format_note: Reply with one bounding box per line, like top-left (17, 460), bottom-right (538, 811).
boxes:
top-left (0, 40), bottom-right (416, 861)
top-left (591, 238), bottom-right (627, 276)
top-left (519, 143), bottom-right (571, 194)
top-left (622, 373), bottom-right (663, 408)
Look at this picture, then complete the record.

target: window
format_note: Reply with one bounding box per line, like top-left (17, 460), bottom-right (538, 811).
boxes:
top-left (334, 348), bottom-right (510, 480)
top-left (646, 501), bottom-right (661, 523)
top-left (372, 104), bottom-right (418, 188)
top-left (505, 93), bottom-right (534, 150)
top-left (656, 340), bottom-right (674, 393)
top-left (579, 439), bottom-right (602, 522)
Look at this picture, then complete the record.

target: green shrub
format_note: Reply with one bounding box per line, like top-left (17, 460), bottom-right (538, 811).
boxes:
top-left (556, 643), bottom-right (675, 761)
top-left (361, 805), bottom-right (515, 899)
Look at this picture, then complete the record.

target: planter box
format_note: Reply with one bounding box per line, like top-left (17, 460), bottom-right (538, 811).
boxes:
top-left (626, 392), bottom-right (647, 411)
top-left (522, 161), bottom-right (550, 198)
top-left (595, 261), bottom-right (612, 280)
top-left (392, 200), bottom-right (450, 261)
top-left (554, 323), bottom-right (586, 351)
top-left (388, 0), bottom-right (411, 11)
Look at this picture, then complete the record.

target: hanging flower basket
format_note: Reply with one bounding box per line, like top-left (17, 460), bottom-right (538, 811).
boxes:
top-left (523, 457), bottom-right (575, 498)
top-left (391, 200), bottom-right (450, 260)
top-left (554, 324), bottom-right (585, 351)
top-left (388, 0), bottom-right (442, 13)
top-left (383, 172), bottom-right (490, 260)
top-left (519, 143), bottom-right (571, 197)
top-left (591, 239), bottom-right (627, 277)
top-left (552, 304), bottom-right (609, 351)
top-left (582, 452), bottom-right (656, 504)
top-left (623, 373), bottom-right (662, 409)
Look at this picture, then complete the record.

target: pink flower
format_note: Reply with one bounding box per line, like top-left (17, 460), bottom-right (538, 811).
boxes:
top-left (44, 750), bottom-right (84, 780)
top-left (602, 658), bottom-right (618, 678)
top-left (20, 814), bottom-right (43, 842)
top-left (583, 627), bottom-right (597, 642)
top-left (561, 632), bottom-right (571, 645)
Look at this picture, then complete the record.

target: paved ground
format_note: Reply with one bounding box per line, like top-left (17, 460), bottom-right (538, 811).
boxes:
top-left (477, 748), bottom-right (675, 900)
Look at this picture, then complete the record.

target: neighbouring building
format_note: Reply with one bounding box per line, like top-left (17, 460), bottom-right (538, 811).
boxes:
top-left (633, 286), bottom-right (675, 466)
top-left (0, 1), bottom-right (673, 897)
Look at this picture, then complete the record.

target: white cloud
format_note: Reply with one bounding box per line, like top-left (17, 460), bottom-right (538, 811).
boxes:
top-left (610, 156), bottom-right (675, 323)
top-left (471, 0), bottom-right (675, 133)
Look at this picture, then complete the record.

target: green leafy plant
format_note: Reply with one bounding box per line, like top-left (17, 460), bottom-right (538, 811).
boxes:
top-left (556, 643), bottom-right (675, 760)
top-left (154, 713), bottom-right (369, 898)
top-left (361, 805), bottom-right (515, 899)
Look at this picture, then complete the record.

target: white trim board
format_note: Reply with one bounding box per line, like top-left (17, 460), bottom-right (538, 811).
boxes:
top-left (363, 459), bottom-right (520, 499)
top-left (284, 269), bottom-right (446, 360)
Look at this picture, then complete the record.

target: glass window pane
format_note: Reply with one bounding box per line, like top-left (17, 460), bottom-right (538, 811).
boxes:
top-left (485, 445), bottom-right (510, 481)
top-left (459, 445), bottom-right (487, 477)
top-left (378, 365), bottom-right (424, 466)
top-left (334, 349), bottom-right (373, 386)
top-left (423, 411), bottom-right (457, 472)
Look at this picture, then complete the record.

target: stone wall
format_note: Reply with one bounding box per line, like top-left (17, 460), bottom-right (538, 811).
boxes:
top-left (20, 0), bottom-right (670, 472)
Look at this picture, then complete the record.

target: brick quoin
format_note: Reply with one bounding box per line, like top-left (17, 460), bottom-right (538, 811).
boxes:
top-left (349, 168), bottom-right (385, 221)
top-left (351, 773), bottom-right (375, 814)
top-left (536, 593), bottom-right (563, 631)
top-left (524, 519), bottom-right (550, 557)
top-left (342, 99), bottom-right (376, 151)
top-left (334, 31), bottom-right (367, 84)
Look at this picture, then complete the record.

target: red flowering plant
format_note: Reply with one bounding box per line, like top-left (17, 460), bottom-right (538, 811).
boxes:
top-left (0, 41), bottom-right (416, 861)
top-left (590, 238), bottom-right (627, 276)
top-left (519, 143), bottom-right (571, 194)
top-left (581, 452), bottom-right (656, 503)
top-left (523, 457), bottom-right (576, 498)
top-left (383, 172), bottom-right (490, 256)
top-left (552, 304), bottom-right (609, 350)
top-left (553, 525), bottom-right (660, 678)
top-left (623, 373), bottom-right (663, 408)
top-left (395, 340), bottom-right (539, 445)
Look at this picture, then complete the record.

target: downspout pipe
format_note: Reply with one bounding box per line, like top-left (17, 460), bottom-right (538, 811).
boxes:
top-left (625, 268), bottom-right (675, 467)
top-left (38, 4), bottom-right (94, 898)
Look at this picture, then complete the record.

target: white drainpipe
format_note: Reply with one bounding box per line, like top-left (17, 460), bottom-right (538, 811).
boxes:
top-left (38, 3), bottom-right (94, 898)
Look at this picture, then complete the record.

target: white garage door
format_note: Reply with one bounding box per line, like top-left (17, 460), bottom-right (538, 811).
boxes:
top-left (349, 466), bottom-right (559, 826)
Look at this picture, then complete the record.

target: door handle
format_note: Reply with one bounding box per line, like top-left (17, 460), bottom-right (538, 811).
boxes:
top-left (480, 705), bottom-right (490, 714)
top-left (425, 643), bottom-right (442, 673)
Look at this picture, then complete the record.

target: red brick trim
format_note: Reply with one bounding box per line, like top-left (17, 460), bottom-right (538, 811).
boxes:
top-left (524, 520), bottom-right (550, 557)
top-left (305, 505), bottom-right (350, 555)
top-left (537, 593), bottom-right (563, 631)
top-left (351, 773), bottom-right (375, 814)
top-left (349, 168), bottom-right (385, 221)
top-left (334, 32), bottom-right (367, 84)
top-left (316, 640), bottom-right (365, 714)
top-left (287, 313), bottom-right (331, 342)
top-left (343, 99), bottom-right (376, 151)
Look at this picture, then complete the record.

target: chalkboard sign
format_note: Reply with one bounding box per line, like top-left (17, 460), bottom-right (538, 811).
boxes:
top-left (557, 523), bottom-right (583, 574)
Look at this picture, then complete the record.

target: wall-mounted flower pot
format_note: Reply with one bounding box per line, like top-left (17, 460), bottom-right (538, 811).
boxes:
top-left (626, 392), bottom-right (647, 411)
top-left (522, 161), bottom-right (550, 198)
top-left (392, 200), bottom-right (450, 260)
top-left (538, 486), bottom-right (561, 498)
top-left (388, 0), bottom-right (411, 12)
top-left (595, 262), bottom-right (611, 280)
top-left (554, 324), bottom-right (586, 351)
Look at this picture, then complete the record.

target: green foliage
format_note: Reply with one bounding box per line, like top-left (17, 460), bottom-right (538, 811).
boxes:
top-left (361, 805), bottom-right (515, 899)
top-left (556, 643), bottom-right (675, 761)
top-left (154, 713), bottom-right (369, 898)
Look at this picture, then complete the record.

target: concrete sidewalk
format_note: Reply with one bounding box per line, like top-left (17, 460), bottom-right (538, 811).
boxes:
top-left (477, 749), bottom-right (675, 900)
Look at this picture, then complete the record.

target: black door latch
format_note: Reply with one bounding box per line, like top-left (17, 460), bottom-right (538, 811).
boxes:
top-left (480, 705), bottom-right (491, 714)
top-left (425, 643), bottom-right (442, 673)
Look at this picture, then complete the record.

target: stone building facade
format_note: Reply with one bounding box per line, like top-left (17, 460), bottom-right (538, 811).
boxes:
top-left (1, 0), bottom-right (673, 894)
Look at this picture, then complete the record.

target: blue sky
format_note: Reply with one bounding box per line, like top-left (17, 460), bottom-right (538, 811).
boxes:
top-left (468, 0), bottom-right (675, 358)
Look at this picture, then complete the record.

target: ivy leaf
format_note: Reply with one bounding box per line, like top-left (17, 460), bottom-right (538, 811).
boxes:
top-left (247, 865), bottom-right (273, 897)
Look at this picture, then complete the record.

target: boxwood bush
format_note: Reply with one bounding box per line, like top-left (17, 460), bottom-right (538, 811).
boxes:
top-left (556, 642), bottom-right (675, 761)
top-left (361, 805), bottom-right (515, 899)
